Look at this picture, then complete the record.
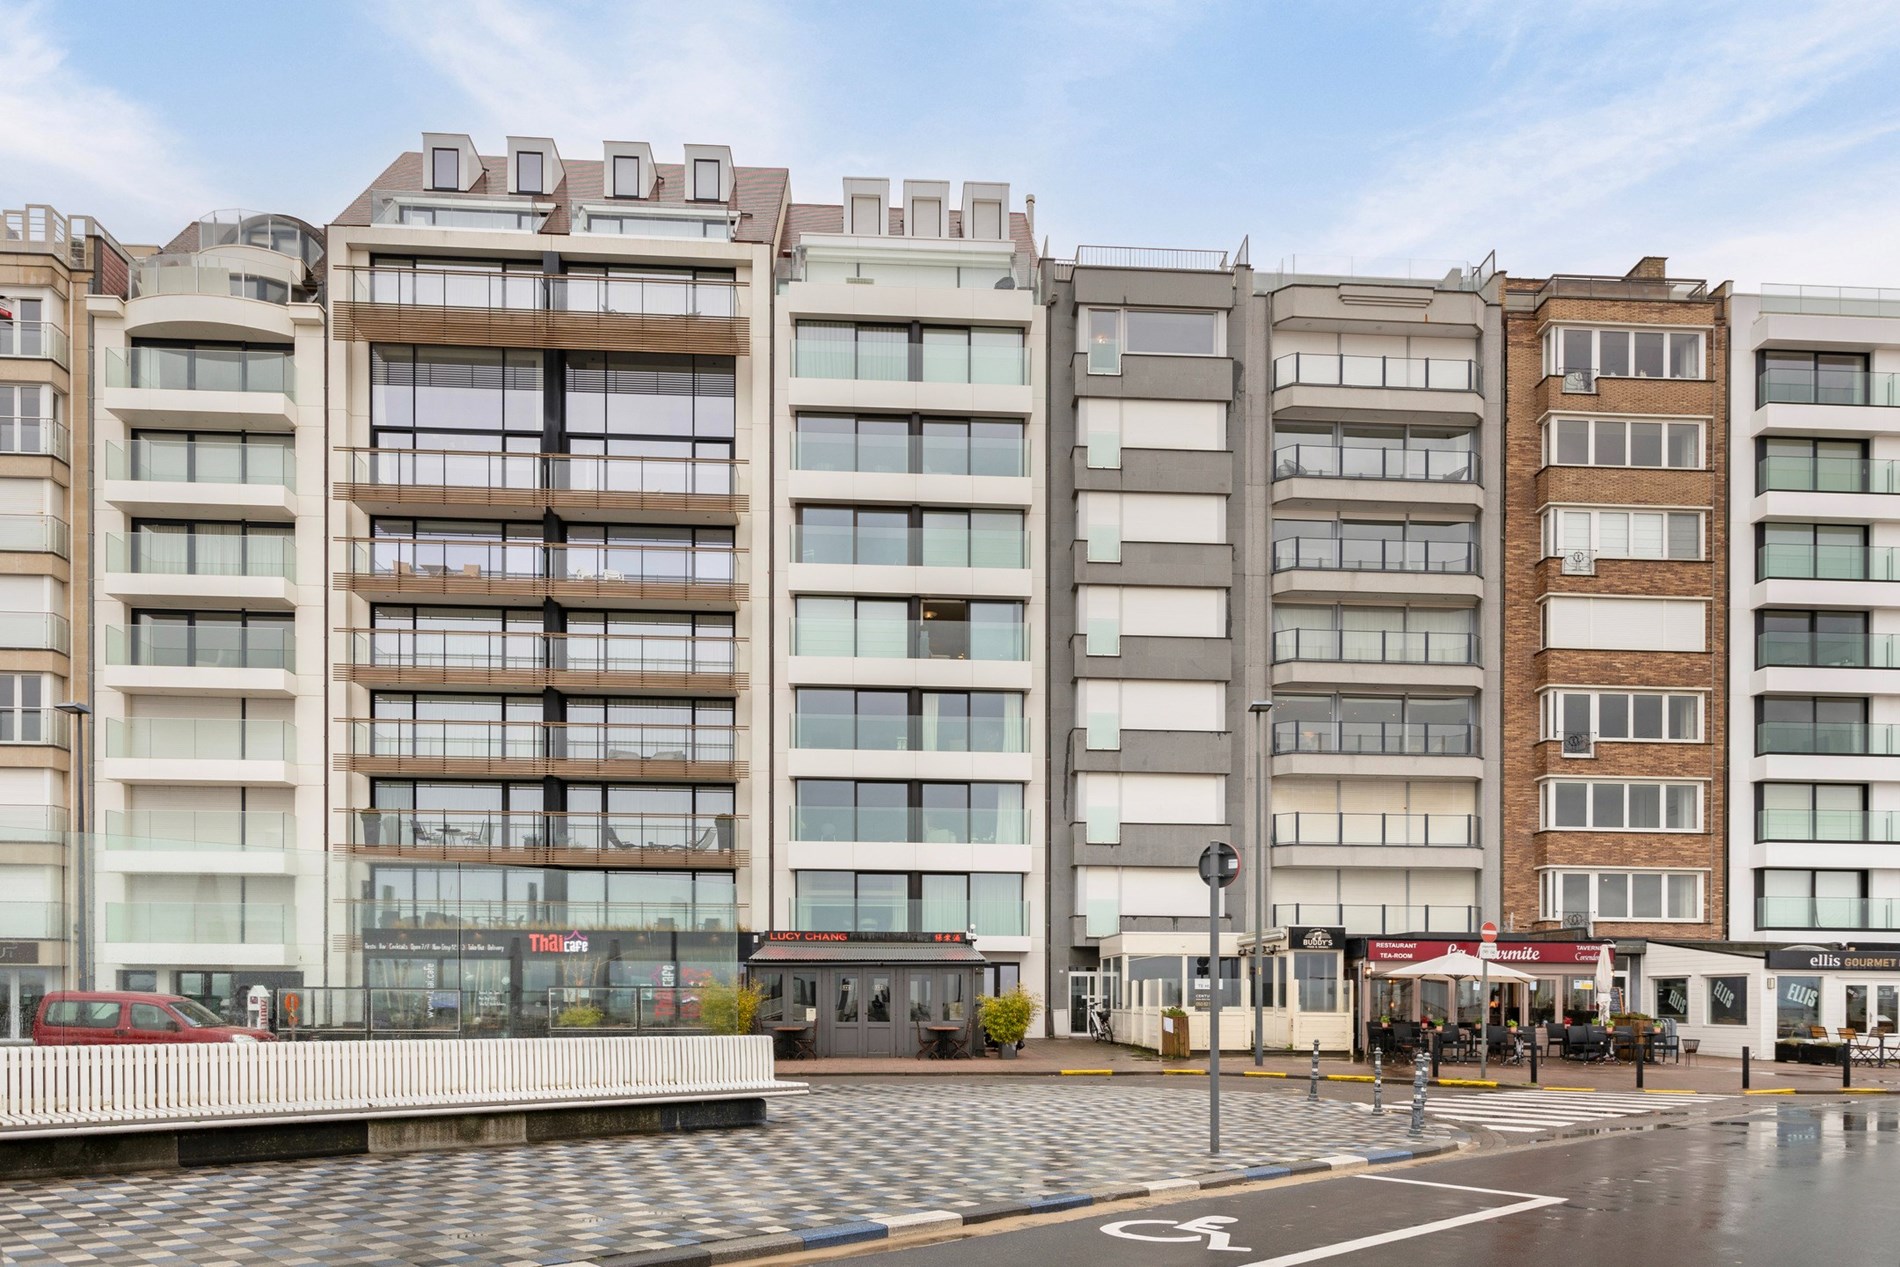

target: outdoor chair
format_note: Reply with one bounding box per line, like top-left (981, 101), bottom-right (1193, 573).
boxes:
top-left (948, 1009), bottom-right (978, 1060)
top-left (1391, 1021), bottom-right (1421, 1055)
top-left (914, 1019), bottom-right (934, 1060)
top-left (1808, 1025), bottom-right (1829, 1040)
top-left (1653, 1020), bottom-right (1681, 1063)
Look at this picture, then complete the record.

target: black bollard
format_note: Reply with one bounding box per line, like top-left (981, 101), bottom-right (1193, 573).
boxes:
top-left (1529, 1030), bottom-right (1539, 1083)
top-left (1409, 1051), bottom-right (1428, 1138)
top-left (1372, 1045), bottom-right (1384, 1114)
top-left (1843, 1041), bottom-right (1852, 1090)
top-left (1742, 1045), bottom-right (1751, 1090)
top-left (1430, 1029), bottom-right (1442, 1080)
top-left (1309, 1038), bottom-right (1321, 1102)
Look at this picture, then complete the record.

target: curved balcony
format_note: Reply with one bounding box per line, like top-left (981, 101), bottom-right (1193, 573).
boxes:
top-left (338, 538), bottom-right (745, 608)
top-left (340, 719), bottom-right (746, 780)
top-left (336, 448), bottom-right (741, 520)
top-left (345, 809), bottom-right (743, 870)
top-left (338, 628), bottom-right (744, 694)
top-left (1272, 811), bottom-right (1479, 847)
top-left (1272, 720), bottom-right (1478, 757)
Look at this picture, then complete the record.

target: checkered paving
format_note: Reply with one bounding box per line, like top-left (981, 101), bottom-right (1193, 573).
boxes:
top-left (0, 1079), bottom-right (1457, 1266)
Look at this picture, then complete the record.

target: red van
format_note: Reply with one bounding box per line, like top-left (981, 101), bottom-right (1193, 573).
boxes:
top-left (33, 991), bottom-right (279, 1046)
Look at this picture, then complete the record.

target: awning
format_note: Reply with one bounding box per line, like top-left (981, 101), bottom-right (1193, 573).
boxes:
top-left (748, 942), bottom-right (988, 965)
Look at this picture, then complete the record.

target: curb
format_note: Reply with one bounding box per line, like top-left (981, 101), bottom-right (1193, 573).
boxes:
top-left (592, 1140), bottom-right (1468, 1267)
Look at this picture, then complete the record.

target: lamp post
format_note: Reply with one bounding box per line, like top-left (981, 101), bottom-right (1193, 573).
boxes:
top-left (53, 701), bottom-right (92, 990)
top-left (1249, 699), bottom-right (1274, 1066)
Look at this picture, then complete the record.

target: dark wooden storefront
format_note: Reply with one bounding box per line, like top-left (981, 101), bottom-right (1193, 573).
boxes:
top-left (745, 932), bottom-right (986, 1058)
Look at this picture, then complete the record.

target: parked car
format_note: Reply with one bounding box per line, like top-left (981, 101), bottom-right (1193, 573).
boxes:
top-left (32, 991), bottom-right (279, 1045)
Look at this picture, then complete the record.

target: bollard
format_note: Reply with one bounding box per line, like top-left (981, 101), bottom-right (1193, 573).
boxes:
top-left (1843, 1041), bottom-right (1852, 1090)
top-left (1636, 1034), bottom-right (1645, 1089)
top-left (1409, 1051), bottom-right (1428, 1138)
top-left (1372, 1045), bottom-right (1384, 1114)
top-left (1742, 1046), bottom-right (1751, 1091)
top-left (1430, 1029), bottom-right (1442, 1080)
top-left (1308, 1038), bottom-right (1321, 1102)
top-left (1529, 1030), bottom-right (1539, 1083)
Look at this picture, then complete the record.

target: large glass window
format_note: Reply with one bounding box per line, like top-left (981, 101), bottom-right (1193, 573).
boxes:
top-left (1653, 978), bottom-right (1689, 1021)
top-left (794, 689), bottom-right (1023, 752)
top-left (1757, 609), bottom-right (1871, 669)
top-left (1084, 309), bottom-right (1221, 373)
top-left (371, 345), bottom-right (543, 442)
top-left (1757, 782), bottom-right (1867, 842)
top-left (1758, 349), bottom-right (1870, 407)
top-left (1543, 781), bottom-right (1701, 831)
top-left (1546, 327), bottom-right (1703, 379)
top-left (792, 323), bottom-right (1025, 385)
top-left (793, 872), bottom-right (1024, 935)
top-left (1759, 521), bottom-right (1870, 581)
top-left (1539, 870), bottom-right (1701, 921)
top-left (564, 353), bottom-right (734, 457)
top-left (1759, 868), bottom-right (1866, 928)
top-left (795, 506), bottom-right (1025, 568)
top-left (1544, 418), bottom-right (1701, 469)
top-left (1708, 977), bottom-right (1748, 1026)
top-left (1778, 976), bottom-right (1824, 1038)
top-left (1544, 508), bottom-right (1702, 560)
top-left (792, 781), bottom-right (1025, 843)
top-left (792, 415), bottom-right (1026, 477)
top-left (1541, 691), bottom-right (1702, 744)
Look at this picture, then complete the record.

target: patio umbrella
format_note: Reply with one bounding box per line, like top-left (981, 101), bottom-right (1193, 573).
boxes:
top-left (1593, 944), bottom-right (1616, 1022)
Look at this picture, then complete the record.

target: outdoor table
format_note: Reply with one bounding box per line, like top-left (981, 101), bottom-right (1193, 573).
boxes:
top-left (924, 1023), bottom-right (963, 1059)
top-left (772, 1023), bottom-right (815, 1061)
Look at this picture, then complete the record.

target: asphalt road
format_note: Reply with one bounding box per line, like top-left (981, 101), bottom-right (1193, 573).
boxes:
top-left (844, 1098), bottom-right (1896, 1267)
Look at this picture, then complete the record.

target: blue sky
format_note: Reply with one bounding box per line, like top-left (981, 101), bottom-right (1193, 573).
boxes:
top-left (6, 0), bottom-right (1900, 287)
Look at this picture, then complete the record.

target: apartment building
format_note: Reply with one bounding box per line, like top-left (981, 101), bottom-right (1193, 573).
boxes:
top-left (325, 135), bottom-right (784, 1034)
top-left (1501, 259), bottom-right (1731, 981)
top-left (1728, 283), bottom-right (1900, 946)
top-left (88, 210), bottom-right (330, 1016)
top-left (768, 179), bottom-right (1044, 1054)
top-left (1, 205), bottom-right (129, 1035)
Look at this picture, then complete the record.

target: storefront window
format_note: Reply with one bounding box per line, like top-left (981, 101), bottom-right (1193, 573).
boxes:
top-left (1709, 976), bottom-right (1749, 1026)
top-left (1565, 977), bottom-right (1596, 1022)
top-left (1130, 956), bottom-right (1183, 1009)
top-left (1368, 977), bottom-right (1413, 1020)
top-left (1776, 975), bottom-right (1822, 1038)
top-left (1529, 979), bottom-right (1556, 1024)
top-left (1654, 977), bottom-right (1689, 1021)
top-left (1295, 952), bottom-right (1339, 1012)
top-left (1419, 980), bottom-right (1450, 1024)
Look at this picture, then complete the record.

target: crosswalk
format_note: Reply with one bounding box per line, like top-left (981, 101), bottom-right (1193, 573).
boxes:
top-left (1413, 1089), bottom-right (1728, 1135)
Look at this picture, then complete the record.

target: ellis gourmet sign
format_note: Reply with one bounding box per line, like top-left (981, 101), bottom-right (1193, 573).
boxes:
top-left (1365, 938), bottom-right (1609, 965)
top-left (1767, 945), bottom-right (1900, 973)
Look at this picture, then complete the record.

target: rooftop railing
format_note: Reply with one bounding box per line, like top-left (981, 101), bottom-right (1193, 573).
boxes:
top-left (0, 321), bottom-right (70, 366)
top-left (1259, 251), bottom-right (1495, 292)
top-left (1271, 353), bottom-right (1480, 392)
top-left (104, 346), bottom-right (295, 398)
top-left (1533, 274), bottom-right (1711, 304)
top-left (1760, 283), bottom-right (1900, 319)
top-left (369, 190), bottom-right (553, 233)
top-left (192, 209), bottom-right (324, 269)
top-left (1072, 244), bottom-right (1236, 271)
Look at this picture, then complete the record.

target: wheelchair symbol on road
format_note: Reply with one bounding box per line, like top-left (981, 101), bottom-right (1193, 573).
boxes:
top-left (1100, 1214), bottom-right (1250, 1252)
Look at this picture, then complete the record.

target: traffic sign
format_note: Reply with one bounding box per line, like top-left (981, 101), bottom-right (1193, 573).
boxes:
top-left (1198, 841), bottom-right (1241, 888)
top-left (1477, 942), bottom-right (1500, 960)
top-left (1480, 921), bottom-right (1498, 943)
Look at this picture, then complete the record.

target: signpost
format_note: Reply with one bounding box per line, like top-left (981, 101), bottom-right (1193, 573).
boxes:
top-left (1478, 922), bottom-right (1497, 1079)
top-left (1200, 840), bottom-right (1241, 1155)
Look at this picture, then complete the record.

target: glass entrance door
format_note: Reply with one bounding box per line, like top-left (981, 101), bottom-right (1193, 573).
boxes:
top-left (1069, 970), bottom-right (1102, 1035)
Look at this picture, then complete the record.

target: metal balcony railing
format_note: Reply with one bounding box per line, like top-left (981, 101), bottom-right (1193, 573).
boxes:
top-left (1271, 353), bottom-right (1479, 392)
top-left (1272, 812), bottom-right (1478, 847)
top-left (345, 629), bottom-right (740, 677)
top-left (1272, 720), bottom-right (1478, 757)
top-left (1272, 443), bottom-right (1479, 483)
top-left (1756, 631), bottom-right (1900, 669)
top-left (1756, 721), bottom-right (1900, 756)
top-left (1272, 537), bottom-right (1479, 574)
top-left (1271, 628), bottom-right (1478, 665)
top-left (352, 898), bottom-right (740, 933)
top-left (343, 449), bottom-right (735, 497)
top-left (346, 539), bottom-right (738, 587)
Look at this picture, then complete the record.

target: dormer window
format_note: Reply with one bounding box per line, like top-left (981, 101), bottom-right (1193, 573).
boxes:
top-left (430, 147), bottom-right (459, 191)
top-left (911, 197), bottom-right (941, 237)
top-left (693, 158), bottom-right (722, 201)
top-left (850, 195), bottom-right (883, 235)
top-left (971, 200), bottom-right (1003, 241)
top-left (613, 154), bottom-right (641, 199)
top-left (516, 151), bottom-right (545, 195)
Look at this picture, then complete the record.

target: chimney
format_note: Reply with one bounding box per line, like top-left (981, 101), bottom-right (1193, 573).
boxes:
top-left (1025, 194), bottom-right (1035, 238)
top-left (1624, 256), bottom-right (1668, 281)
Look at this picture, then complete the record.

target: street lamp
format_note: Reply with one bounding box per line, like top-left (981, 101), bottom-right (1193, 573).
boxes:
top-left (54, 702), bottom-right (91, 990)
top-left (1248, 699), bottom-right (1274, 1066)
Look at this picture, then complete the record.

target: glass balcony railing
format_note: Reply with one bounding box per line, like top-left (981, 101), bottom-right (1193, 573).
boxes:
top-left (105, 624), bottom-right (294, 670)
top-left (1756, 367), bottom-right (1900, 408)
top-left (1757, 543), bottom-right (1900, 581)
top-left (0, 901), bottom-right (64, 939)
top-left (791, 337), bottom-right (1029, 386)
top-left (1272, 812), bottom-right (1478, 847)
top-left (344, 449), bottom-right (735, 497)
top-left (0, 321), bottom-right (69, 365)
top-left (106, 532), bottom-right (296, 580)
top-left (1756, 721), bottom-right (1900, 756)
top-left (0, 708), bottom-right (69, 748)
top-left (1756, 897), bottom-right (1900, 931)
top-left (792, 899), bottom-right (1032, 938)
top-left (1272, 537), bottom-right (1479, 574)
top-left (1272, 444), bottom-right (1480, 483)
top-left (107, 438), bottom-right (295, 487)
top-left (0, 612), bottom-right (71, 654)
top-left (369, 191), bottom-right (553, 232)
top-left (1272, 353), bottom-right (1480, 392)
top-left (1757, 809), bottom-right (1900, 842)
top-left (353, 899), bottom-right (738, 933)
top-left (1270, 903), bottom-right (1480, 935)
top-left (792, 429), bottom-right (1026, 477)
top-left (347, 720), bottom-right (739, 764)
top-left (350, 810), bottom-right (737, 856)
top-left (793, 524), bottom-right (1028, 569)
top-left (792, 712), bottom-right (1028, 753)
top-left (1756, 631), bottom-right (1900, 668)
top-left (346, 266), bottom-right (738, 317)
top-left (790, 617), bottom-right (1029, 661)
top-left (792, 807), bottom-right (1029, 846)
top-left (103, 717), bottom-right (295, 761)
top-left (104, 346), bottom-right (295, 398)
top-left (1272, 720), bottom-right (1478, 757)
top-left (102, 810), bottom-right (294, 851)
top-left (0, 805), bottom-right (65, 843)
top-left (347, 629), bottom-right (739, 677)
top-left (346, 539), bottom-right (738, 587)
top-left (0, 514), bottom-right (70, 557)
top-left (106, 901), bottom-right (289, 944)
top-left (0, 416), bottom-right (68, 461)
top-left (1757, 454), bottom-right (1900, 494)
top-left (1761, 283), bottom-right (1900, 318)
top-left (1271, 628), bottom-right (1478, 664)
top-left (130, 259), bottom-right (293, 304)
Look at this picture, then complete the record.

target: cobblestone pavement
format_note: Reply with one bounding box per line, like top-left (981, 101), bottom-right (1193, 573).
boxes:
top-left (0, 1079), bottom-right (1460, 1267)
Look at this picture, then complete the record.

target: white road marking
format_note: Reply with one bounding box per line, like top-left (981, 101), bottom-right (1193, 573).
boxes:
top-left (1234, 1175), bottom-right (1566, 1266)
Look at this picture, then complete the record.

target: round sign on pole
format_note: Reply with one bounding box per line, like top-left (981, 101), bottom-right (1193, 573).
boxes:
top-left (1199, 841), bottom-right (1241, 888)
top-left (1480, 921), bottom-right (1498, 943)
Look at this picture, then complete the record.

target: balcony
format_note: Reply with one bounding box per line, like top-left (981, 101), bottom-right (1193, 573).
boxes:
top-left (1270, 903), bottom-right (1480, 935)
top-left (129, 258), bottom-right (296, 304)
top-left (0, 613), bottom-right (70, 655)
top-left (102, 623), bottom-right (296, 696)
top-left (335, 449), bottom-right (741, 520)
top-left (332, 266), bottom-right (747, 356)
top-left (1757, 368), bottom-right (1900, 409)
top-left (1272, 443), bottom-right (1480, 484)
top-left (105, 901), bottom-right (290, 945)
top-left (0, 708), bottom-right (69, 749)
top-left (0, 514), bottom-right (70, 558)
top-left (340, 719), bottom-right (745, 780)
top-left (346, 810), bottom-right (742, 871)
top-left (789, 617), bottom-right (1030, 662)
top-left (104, 532), bottom-right (297, 608)
top-left (0, 416), bottom-right (68, 463)
top-left (1758, 454), bottom-right (1900, 495)
top-left (1757, 809), bottom-right (1900, 843)
top-left (0, 805), bottom-right (64, 844)
top-left (1272, 812), bottom-right (1478, 847)
top-left (1757, 544), bottom-right (1900, 582)
top-left (1273, 720), bottom-right (1478, 757)
top-left (369, 190), bottom-right (553, 233)
top-left (0, 901), bottom-right (64, 940)
top-left (792, 899), bottom-right (1032, 939)
top-left (795, 710), bottom-right (1028, 753)
top-left (0, 321), bottom-right (70, 368)
top-left (1272, 537), bottom-right (1480, 574)
top-left (1756, 896), bottom-right (1900, 931)
top-left (1271, 628), bottom-right (1478, 665)
top-left (103, 810), bottom-right (294, 852)
top-left (102, 718), bottom-right (297, 785)
top-left (339, 538), bottom-right (744, 608)
top-left (352, 898), bottom-right (740, 934)
top-left (791, 337), bottom-right (1029, 386)
top-left (1272, 354), bottom-right (1480, 393)
top-left (1757, 631), bottom-right (1900, 669)
top-left (1757, 722), bottom-right (1900, 757)
top-left (339, 628), bottom-right (744, 694)
top-left (102, 347), bottom-right (297, 428)
top-left (793, 523), bottom-right (1028, 569)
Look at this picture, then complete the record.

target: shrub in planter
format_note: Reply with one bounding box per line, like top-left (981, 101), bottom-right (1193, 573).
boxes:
top-left (699, 979), bottom-right (765, 1036)
top-left (981, 985), bottom-right (1040, 1056)
top-left (555, 1003), bottom-right (605, 1028)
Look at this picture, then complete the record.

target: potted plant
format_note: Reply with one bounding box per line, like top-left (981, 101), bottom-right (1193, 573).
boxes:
top-left (980, 985), bottom-right (1040, 1059)
top-left (1160, 1005), bottom-right (1191, 1059)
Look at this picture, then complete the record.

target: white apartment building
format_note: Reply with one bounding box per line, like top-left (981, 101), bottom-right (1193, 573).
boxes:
top-left (1729, 283), bottom-right (1900, 946)
top-left (88, 211), bottom-right (331, 1011)
top-left (769, 179), bottom-right (1045, 1053)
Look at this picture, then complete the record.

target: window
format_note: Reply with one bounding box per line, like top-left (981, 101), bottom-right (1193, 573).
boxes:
top-left (1542, 691), bottom-right (1702, 744)
top-left (971, 199), bottom-right (1004, 241)
top-left (612, 154), bottom-right (642, 198)
top-left (1271, 421), bottom-right (1477, 482)
top-left (791, 415), bottom-right (1026, 477)
top-left (792, 782), bottom-right (1026, 843)
top-left (1546, 327), bottom-right (1703, 380)
top-left (1542, 780), bottom-right (1701, 831)
top-left (1271, 694), bottom-right (1474, 756)
top-left (1544, 508), bottom-right (1702, 560)
top-left (129, 1003), bottom-right (179, 1033)
top-left (1539, 869), bottom-right (1701, 920)
top-left (1083, 309), bottom-right (1221, 373)
top-left (1759, 521), bottom-right (1869, 580)
top-left (1757, 609), bottom-right (1870, 668)
top-left (43, 1000), bottom-right (121, 1029)
top-left (693, 158), bottom-right (722, 201)
top-left (791, 596), bottom-right (1026, 661)
top-left (1543, 418), bottom-right (1701, 469)
top-left (849, 195), bottom-right (882, 234)
top-left (793, 871), bottom-right (1024, 935)
top-left (1758, 695), bottom-right (1869, 755)
top-left (1708, 977), bottom-right (1748, 1026)
top-left (0, 385), bottom-right (58, 457)
top-left (1759, 436), bottom-right (1867, 493)
top-left (910, 197), bottom-right (941, 237)
top-left (1271, 517), bottom-right (1478, 574)
top-left (1760, 868), bottom-right (1866, 928)
top-left (794, 506), bottom-right (1025, 568)
top-left (430, 146), bottom-right (459, 190)
top-left (0, 673), bottom-right (51, 744)
top-left (792, 323), bottom-right (1026, 386)
top-left (794, 689), bottom-right (1023, 752)
top-left (563, 352), bottom-right (735, 454)
top-left (1758, 782), bottom-right (1867, 841)
top-left (1653, 978), bottom-right (1689, 1021)
top-left (515, 151), bottom-right (544, 195)
top-left (1758, 349), bottom-right (1870, 406)
top-left (1542, 596), bottom-right (1706, 652)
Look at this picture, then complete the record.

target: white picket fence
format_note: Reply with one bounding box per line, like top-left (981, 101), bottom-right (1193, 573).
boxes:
top-left (0, 1035), bottom-right (801, 1135)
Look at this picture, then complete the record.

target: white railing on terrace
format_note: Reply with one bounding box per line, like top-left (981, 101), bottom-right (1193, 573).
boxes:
top-left (1259, 252), bottom-right (1495, 291)
top-left (1760, 284), bottom-right (1900, 319)
top-left (0, 1036), bottom-right (800, 1133)
top-left (1072, 244), bottom-right (1234, 271)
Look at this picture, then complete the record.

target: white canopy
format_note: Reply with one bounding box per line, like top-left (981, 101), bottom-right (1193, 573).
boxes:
top-left (1380, 948), bottom-right (1535, 983)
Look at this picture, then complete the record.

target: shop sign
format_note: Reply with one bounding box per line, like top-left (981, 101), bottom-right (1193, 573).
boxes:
top-left (1767, 945), bottom-right (1900, 973)
top-left (0, 941), bottom-right (40, 964)
top-left (1364, 938), bottom-right (1608, 966)
top-left (764, 930), bottom-right (969, 944)
top-left (361, 928), bottom-right (510, 958)
top-left (527, 930), bottom-right (591, 955)
top-left (1290, 926), bottom-right (1344, 951)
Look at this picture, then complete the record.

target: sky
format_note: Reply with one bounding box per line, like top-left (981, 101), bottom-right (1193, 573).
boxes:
top-left (5, 0), bottom-right (1900, 288)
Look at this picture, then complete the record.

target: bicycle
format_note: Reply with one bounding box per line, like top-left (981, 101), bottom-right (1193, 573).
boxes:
top-left (1088, 1003), bottom-right (1114, 1044)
